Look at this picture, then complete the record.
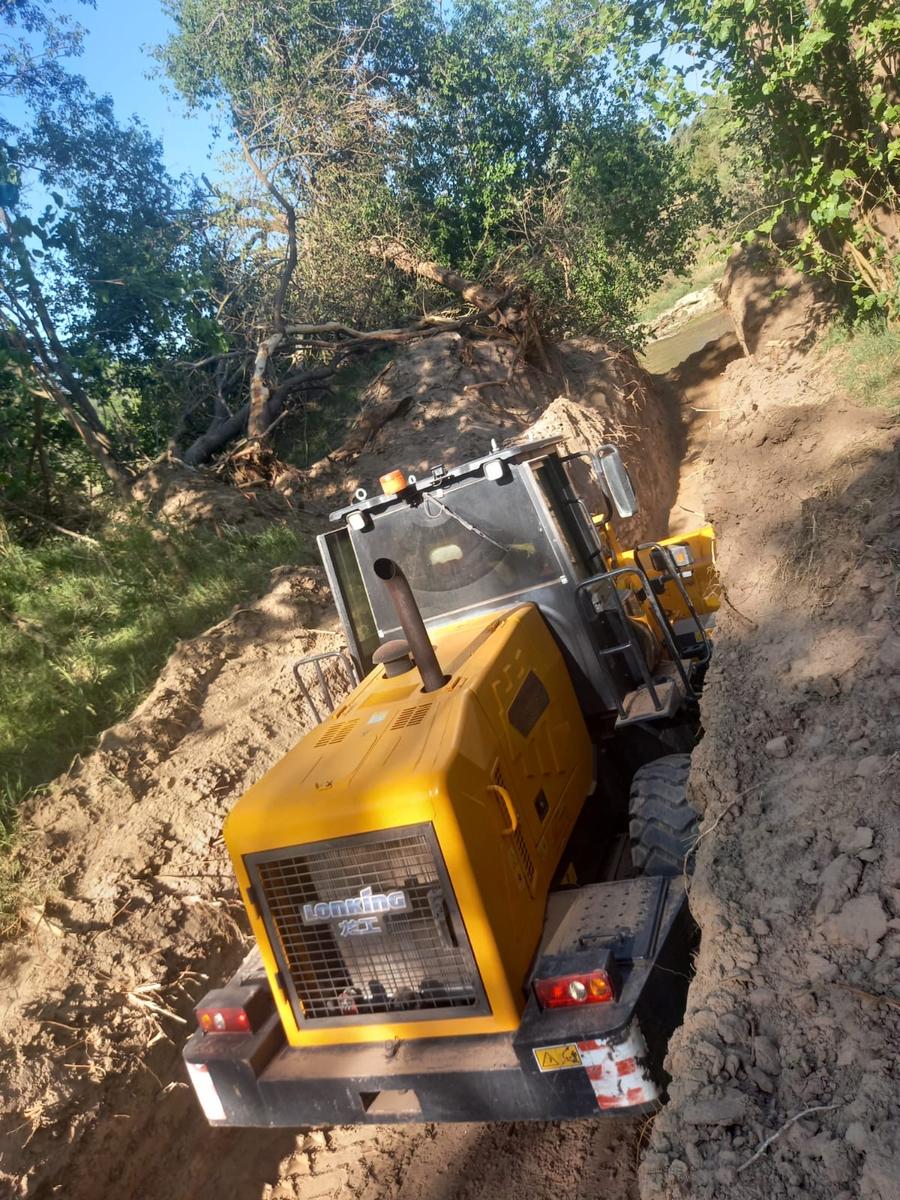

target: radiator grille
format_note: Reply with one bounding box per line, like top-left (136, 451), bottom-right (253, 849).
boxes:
top-left (251, 826), bottom-right (485, 1024)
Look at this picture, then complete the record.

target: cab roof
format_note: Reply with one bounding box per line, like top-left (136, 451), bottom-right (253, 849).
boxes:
top-left (329, 437), bottom-right (563, 523)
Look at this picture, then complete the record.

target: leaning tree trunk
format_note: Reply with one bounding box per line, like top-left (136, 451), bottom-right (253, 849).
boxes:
top-left (0, 208), bottom-right (134, 499)
top-left (370, 238), bottom-right (552, 373)
top-left (368, 239), bottom-right (503, 312)
top-left (237, 127), bottom-right (298, 448)
top-left (247, 331), bottom-right (284, 440)
top-left (182, 363), bottom-right (336, 466)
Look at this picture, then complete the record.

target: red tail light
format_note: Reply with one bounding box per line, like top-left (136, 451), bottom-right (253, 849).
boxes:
top-left (195, 984), bottom-right (273, 1034)
top-left (534, 970), bottom-right (615, 1010)
top-left (197, 1005), bottom-right (251, 1033)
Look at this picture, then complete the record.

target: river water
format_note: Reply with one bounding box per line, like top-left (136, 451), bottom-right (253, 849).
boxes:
top-left (639, 306), bottom-right (735, 375)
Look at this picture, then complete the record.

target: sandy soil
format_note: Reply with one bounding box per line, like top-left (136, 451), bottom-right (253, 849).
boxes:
top-left (0, 334), bottom-right (677, 1200)
top-left (643, 343), bottom-right (900, 1199)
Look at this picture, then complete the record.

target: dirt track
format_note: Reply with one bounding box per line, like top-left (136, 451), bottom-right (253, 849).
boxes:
top-left (1, 333), bottom-right (678, 1200)
top-left (3, 287), bottom-right (897, 1199)
top-left (644, 339), bottom-right (900, 1198)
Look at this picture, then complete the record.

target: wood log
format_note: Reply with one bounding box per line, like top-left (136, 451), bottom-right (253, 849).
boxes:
top-left (369, 239), bottom-right (503, 312)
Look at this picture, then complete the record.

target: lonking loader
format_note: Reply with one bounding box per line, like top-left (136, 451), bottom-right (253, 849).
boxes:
top-left (184, 437), bottom-right (719, 1124)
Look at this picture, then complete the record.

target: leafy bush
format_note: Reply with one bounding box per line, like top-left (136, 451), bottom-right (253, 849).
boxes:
top-left (606, 0), bottom-right (900, 317)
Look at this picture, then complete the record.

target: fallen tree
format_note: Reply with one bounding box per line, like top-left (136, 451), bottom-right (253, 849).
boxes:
top-left (178, 236), bottom-right (541, 469)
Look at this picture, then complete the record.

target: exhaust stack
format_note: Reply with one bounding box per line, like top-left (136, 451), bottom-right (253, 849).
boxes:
top-left (373, 558), bottom-right (447, 693)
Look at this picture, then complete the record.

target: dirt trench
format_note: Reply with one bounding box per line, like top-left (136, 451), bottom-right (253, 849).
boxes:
top-left (643, 339), bottom-right (900, 1198)
top-left (8, 300), bottom-right (894, 1200)
top-left (1, 332), bottom-right (687, 1200)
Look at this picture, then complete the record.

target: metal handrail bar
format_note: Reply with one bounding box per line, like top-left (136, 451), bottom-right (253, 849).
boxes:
top-left (292, 651), bottom-right (360, 725)
top-left (575, 570), bottom-right (662, 716)
top-left (634, 543), bottom-right (712, 666)
top-left (576, 564), bottom-right (697, 705)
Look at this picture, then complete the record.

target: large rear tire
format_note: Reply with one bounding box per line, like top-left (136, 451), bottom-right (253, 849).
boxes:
top-left (629, 754), bottom-right (700, 877)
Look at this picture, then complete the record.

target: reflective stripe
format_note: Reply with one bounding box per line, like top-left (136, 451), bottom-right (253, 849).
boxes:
top-left (186, 1061), bottom-right (226, 1122)
top-left (576, 1021), bottom-right (659, 1110)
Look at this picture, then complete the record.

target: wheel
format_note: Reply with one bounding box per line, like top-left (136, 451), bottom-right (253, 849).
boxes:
top-left (629, 753), bottom-right (700, 877)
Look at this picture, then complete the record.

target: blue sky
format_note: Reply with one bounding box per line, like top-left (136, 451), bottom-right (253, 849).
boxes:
top-left (54, 0), bottom-right (219, 177)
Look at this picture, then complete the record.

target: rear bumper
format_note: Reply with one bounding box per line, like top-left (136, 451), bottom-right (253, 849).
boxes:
top-left (184, 876), bottom-right (692, 1126)
top-left (184, 1014), bottom-right (658, 1125)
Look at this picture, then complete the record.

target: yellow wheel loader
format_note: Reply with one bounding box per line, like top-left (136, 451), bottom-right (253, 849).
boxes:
top-left (184, 437), bottom-right (719, 1125)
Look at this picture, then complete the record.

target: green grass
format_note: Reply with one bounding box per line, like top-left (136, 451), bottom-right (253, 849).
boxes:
top-left (0, 517), bottom-right (313, 823)
top-left (822, 321), bottom-right (900, 410)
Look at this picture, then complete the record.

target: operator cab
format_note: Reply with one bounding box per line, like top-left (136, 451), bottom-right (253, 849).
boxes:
top-left (319, 439), bottom-right (712, 724)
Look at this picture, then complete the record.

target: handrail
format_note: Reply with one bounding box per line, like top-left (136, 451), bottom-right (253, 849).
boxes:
top-left (575, 563), bottom-right (698, 714)
top-left (487, 784), bottom-right (519, 835)
top-left (292, 651), bottom-right (360, 725)
top-left (633, 542), bottom-right (712, 666)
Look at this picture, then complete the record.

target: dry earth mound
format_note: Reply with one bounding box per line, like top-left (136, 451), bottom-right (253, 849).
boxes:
top-left (718, 241), bottom-right (834, 360)
top-left (132, 457), bottom-right (297, 530)
top-left (1, 569), bottom-right (342, 1197)
top-left (1, 332), bottom-right (680, 1200)
top-left (642, 343), bottom-right (900, 1198)
top-left (300, 331), bottom-right (682, 542)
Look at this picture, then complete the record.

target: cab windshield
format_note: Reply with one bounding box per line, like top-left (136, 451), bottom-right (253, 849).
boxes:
top-left (350, 474), bottom-right (562, 633)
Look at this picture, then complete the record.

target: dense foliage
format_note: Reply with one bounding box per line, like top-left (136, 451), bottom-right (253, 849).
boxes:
top-left (606, 0), bottom-right (900, 316)
top-left (1, 0), bottom-right (720, 518)
top-left (2, 0), bottom-right (897, 526)
top-left (161, 0), bottom-right (711, 338)
top-left (1, 0), bottom-right (212, 524)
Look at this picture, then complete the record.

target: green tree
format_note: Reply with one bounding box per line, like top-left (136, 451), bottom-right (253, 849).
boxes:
top-left (0, 0), bottom-right (211, 515)
top-left (394, 0), bottom-right (710, 336)
top-left (161, 0), bottom-right (713, 351)
top-left (605, 0), bottom-right (900, 316)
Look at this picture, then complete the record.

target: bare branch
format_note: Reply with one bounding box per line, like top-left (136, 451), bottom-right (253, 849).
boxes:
top-left (369, 238), bottom-right (504, 312)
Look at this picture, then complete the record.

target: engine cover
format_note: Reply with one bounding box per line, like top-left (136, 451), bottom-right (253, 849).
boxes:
top-left (225, 603), bottom-right (592, 1046)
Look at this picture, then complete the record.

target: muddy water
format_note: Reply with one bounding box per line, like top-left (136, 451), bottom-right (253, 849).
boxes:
top-left (639, 307), bottom-right (735, 375)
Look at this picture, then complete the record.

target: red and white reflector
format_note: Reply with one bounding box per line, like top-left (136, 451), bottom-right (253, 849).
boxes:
top-left (577, 1021), bottom-right (659, 1110)
top-left (533, 970), bottom-right (615, 1010)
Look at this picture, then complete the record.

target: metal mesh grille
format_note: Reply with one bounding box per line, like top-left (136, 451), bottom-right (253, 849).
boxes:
top-left (253, 827), bottom-right (483, 1023)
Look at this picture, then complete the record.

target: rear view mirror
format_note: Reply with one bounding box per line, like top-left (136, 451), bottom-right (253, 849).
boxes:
top-left (593, 445), bottom-right (638, 519)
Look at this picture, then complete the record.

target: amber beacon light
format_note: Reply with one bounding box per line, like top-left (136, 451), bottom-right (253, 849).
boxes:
top-left (379, 469), bottom-right (408, 495)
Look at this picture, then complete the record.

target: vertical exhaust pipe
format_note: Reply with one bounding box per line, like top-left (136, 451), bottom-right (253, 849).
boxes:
top-left (373, 558), bottom-right (447, 693)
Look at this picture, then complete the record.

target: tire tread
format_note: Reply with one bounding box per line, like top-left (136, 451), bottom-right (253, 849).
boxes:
top-left (629, 753), bottom-right (699, 877)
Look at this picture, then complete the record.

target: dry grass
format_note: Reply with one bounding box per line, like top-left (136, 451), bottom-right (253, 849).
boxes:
top-left (822, 320), bottom-right (900, 410)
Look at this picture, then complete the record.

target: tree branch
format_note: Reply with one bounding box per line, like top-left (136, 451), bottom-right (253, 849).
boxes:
top-left (0, 207), bottom-right (133, 496)
top-left (368, 238), bottom-right (504, 312)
